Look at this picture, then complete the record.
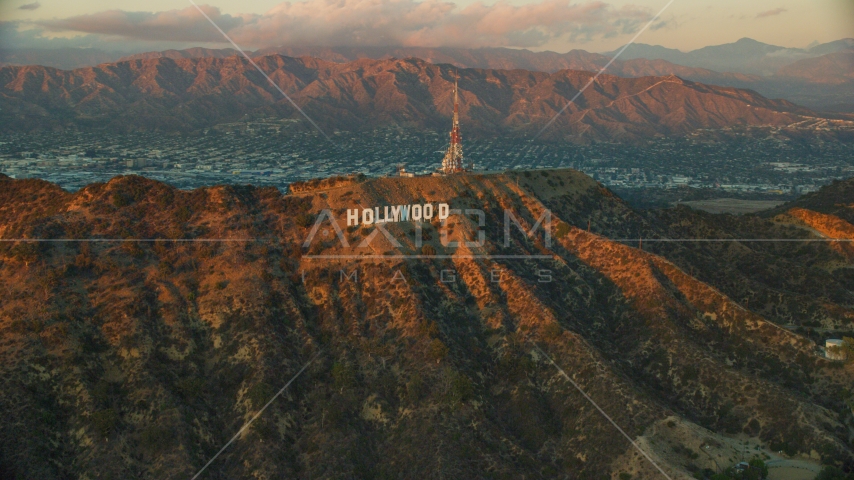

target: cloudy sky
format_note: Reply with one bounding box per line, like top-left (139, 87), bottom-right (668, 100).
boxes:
top-left (1, 0), bottom-right (851, 53)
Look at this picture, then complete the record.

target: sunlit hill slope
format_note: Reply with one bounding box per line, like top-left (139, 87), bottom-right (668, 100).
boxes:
top-left (0, 170), bottom-right (852, 478)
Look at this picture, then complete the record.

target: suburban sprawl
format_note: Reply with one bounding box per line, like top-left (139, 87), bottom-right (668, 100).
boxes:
top-left (1, 120), bottom-right (852, 197)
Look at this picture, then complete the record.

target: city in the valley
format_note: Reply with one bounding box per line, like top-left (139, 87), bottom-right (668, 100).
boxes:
top-left (1, 120), bottom-right (852, 201)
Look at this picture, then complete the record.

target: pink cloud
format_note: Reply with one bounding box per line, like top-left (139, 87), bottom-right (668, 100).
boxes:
top-left (755, 8), bottom-right (786, 19)
top-left (37, 6), bottom-right (244, 43)
top-left (36, 0), bottom-right (656, 49)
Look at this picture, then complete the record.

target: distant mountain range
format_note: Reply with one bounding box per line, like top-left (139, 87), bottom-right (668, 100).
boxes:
top-left (118, 46), bottom-right (763, 88)
top-left (0, 47), bottom-right (127, 71)
top-left (608, 37), bottom-right (854, 76)
top-left (5, 38), bottom-right (849, 78)
top-left (776, 52), bottom-right (854, 84)
top-left (3, 38), bottom-right (851, 112)
top-left (2, 55), bottom-right (840, 141)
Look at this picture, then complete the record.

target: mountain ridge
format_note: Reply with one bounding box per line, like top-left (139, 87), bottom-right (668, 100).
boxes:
top-left (775, 52), bottom-right (854, 84)
top-left (1, 54), bottom-right (841, 141)
top-left (5, 38), bottom-right (851, 112)
top-left (609, 37), bottom-right (854, 76)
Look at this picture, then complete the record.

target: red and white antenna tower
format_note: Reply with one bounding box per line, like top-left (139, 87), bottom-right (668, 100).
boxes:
top-left (440, 73), bottom-right (465, 174)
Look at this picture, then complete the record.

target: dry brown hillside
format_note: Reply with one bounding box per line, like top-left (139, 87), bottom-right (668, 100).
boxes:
top-left (0, 170), bottom-right (851, 479)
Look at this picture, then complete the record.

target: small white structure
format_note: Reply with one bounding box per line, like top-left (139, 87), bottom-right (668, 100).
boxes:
top-left (826, 339), bottom-right (847, 361)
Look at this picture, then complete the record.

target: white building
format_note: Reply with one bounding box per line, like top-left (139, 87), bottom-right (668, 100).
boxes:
top-left (826, 339), bottom-right (847, 361)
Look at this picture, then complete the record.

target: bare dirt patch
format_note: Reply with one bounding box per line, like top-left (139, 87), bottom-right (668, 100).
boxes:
top-left (767, 465), bottom-right (817, 480)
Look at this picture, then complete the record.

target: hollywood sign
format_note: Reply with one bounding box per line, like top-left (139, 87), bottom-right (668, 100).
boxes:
top-left (346, 203), bottom-right (451, 226)
top-left (303, 200), bottom-right (553, 252)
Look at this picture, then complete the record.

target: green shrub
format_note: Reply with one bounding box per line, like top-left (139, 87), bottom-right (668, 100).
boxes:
top-left (10, 243), bottom-right (42, 265)
top-left (406, 374), bottom-right (425, 403)
top-left (122, 242), bottom-right (145, 258)
top-left (90, 409), bottom-right (118, 439)
top-left (542, 322), bottom-right (562, 340)
top-left (332, 362), bottom-right (356, 390)
top-left (295, 212), bottom-right (315, 228)
top-left (447, 372), bottom-right (473, 405)
top-left (156, 191), bottom-right (175, 208)
top-left (816, 466), bottom-right (854, 480)
top-left (554, 222), bottom-right (571, 239)
top-left (139, 425), bottom-right (173, 454)
top-left (175, 206), bottom-right (192, 223)
top-left (748, 457), bottom-right (768, 479)
top-left (158, 261), bottom-right (173, 275)
top-left (112, 193), bottom-right (130, 207)
top-left (246, 382), bottom-right (275, 410)
top-left (427, 339), bottom-right (448, 362)
top-left (843, 337), bottom-right (854, 363)
top-left (176, 377), bottom-right (205, 401)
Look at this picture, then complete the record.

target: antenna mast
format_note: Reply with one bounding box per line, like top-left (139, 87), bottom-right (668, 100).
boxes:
top-left (440, 71), bottom-right (465, 174)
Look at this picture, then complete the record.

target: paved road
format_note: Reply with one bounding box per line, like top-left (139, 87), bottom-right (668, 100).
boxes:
top-left (766, 457), bottom-right (821, 480)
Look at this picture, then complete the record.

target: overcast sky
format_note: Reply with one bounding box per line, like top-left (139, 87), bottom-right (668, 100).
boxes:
top-left (1, 0), bottom-right (852, 53)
